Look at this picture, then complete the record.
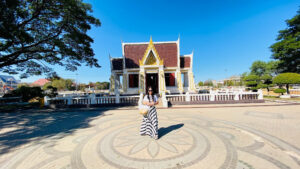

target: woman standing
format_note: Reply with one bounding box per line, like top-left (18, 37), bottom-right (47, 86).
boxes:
top-left (140, 87), bottom-right (159, 139)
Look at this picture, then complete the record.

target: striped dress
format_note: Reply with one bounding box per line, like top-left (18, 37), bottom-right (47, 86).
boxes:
top-left (140, 95), bottom-right (158, 138)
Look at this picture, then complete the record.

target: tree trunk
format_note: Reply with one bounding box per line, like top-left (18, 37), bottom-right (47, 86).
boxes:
top-left (286, 84), bottom-right (289, 94)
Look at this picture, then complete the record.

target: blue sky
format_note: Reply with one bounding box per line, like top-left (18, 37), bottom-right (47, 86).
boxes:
top-left (5, 0), bottom-right (300, 84)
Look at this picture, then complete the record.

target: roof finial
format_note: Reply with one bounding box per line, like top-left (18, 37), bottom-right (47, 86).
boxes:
top-left (178, 34), bottom-right (180, 42)
top-left (149, 36), bottom-right (153, 45)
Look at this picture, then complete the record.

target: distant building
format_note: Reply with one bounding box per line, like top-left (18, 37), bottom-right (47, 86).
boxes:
top-left (0, 75), bottom-right (19, 93)
top-left (32, 79), bottom-right (50, 86)
top-left (223, 75), bottom-right (241, 86)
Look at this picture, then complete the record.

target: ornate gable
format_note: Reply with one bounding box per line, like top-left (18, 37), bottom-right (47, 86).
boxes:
top-left (139, 37), bottom-right (163, 66)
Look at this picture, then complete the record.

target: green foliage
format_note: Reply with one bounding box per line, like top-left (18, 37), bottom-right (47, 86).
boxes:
top-left (94, 81), bottom-right (110, 90)
top-left (270, 8), bottom-right (300, 73)
top-left (44, 78), bottom-right (75, 91)
top-left (0, 0), bottom-right (101, 78)
top-left (273, 73), bottom-right (300, 85)
top-left (250, 60), bottom-right (279, 76)
top-left (3, 86), bottom-right (44, 102)
top-left (17, 83), bottom-right (29, 88)
top-left (250, 61), bottom-right (267, 77)
top-left (224, 80), bottom-right (234, 86)
top-left (198, 81), bottom-right (204, 86)
top-left (44, 85), bottom-right (58, 98)
top-left (244, 74), bottom-right (260, 91)
top-left (42, 82), bottom-right (52, 90)
top-left (78, 83), bottom-right (87, 91)
top-left (273, 88), bottom-right (286, 95)
top-left (273, 73), bottom-right (300, 94)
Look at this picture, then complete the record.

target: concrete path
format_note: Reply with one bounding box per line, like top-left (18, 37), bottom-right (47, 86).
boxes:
top-left (0, 103), bottom-right (300, 169)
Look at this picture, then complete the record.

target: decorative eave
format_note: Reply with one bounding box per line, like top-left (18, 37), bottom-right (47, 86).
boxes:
top-left (139, 37), bottom-right (164, 66)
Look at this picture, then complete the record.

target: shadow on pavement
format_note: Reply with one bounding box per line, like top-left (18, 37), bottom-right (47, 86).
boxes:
top-left (0, 108), bottom-right (112, 155)
top-left (158, 123), bottom-right (184, 139)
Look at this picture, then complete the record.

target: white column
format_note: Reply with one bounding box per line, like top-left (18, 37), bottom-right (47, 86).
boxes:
top-left (139, 67), bottom-right (145, 94)
top-left (158, 66), bottom-right (166, 95)
top-left (139, 93), bottom-right (144, 107)
top-left (176, 69), bottom-right (183, 94)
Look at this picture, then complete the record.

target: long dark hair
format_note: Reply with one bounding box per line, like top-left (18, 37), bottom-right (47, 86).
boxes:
top-left (146, 86), bottom-right (153, 101)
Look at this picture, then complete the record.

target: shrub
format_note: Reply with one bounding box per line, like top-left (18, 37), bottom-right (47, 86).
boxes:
top-left (3, 86), bottom-right (44, 102)
top-left (273, 88), bottom-right (286, 95)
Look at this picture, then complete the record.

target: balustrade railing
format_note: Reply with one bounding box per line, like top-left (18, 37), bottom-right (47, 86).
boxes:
top-left (45, 90), bottom-right (263, 108)
top-left (44, 94), bottom-right (140, 106)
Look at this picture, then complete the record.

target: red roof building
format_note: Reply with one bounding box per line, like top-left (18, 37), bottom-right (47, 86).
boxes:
top-left (109, 37), bottom-right (196, 95)
top-left (32, 79), bottom-right (50, 86)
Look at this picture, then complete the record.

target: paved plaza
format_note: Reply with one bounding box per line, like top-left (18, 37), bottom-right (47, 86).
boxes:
top-left (0, 103), bottom-right (300, 169)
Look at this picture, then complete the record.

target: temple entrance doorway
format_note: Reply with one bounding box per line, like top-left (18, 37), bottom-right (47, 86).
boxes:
top-left (146, 73), bottom-right (158, 94)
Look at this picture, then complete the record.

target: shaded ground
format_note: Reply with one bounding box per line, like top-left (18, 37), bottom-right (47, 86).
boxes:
top-left (0, 108), bottom-right (109, 155)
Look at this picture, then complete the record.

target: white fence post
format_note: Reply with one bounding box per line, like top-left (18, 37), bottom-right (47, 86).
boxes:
top-left (116, 93), bottom-right (120, 104)
top-left (90, 94), bottom-right (96, 104)
top-left (234, 91), bottom-right (239, 100)
top-left (185, 92), bottom-right (190, 102)
top-left (162, 92), bottom-right (168, 108)
top-left (67, 97), bottom-right (72, 105)
top-left (44, 96), bottom-right (49, 106)
top-left (210, 91), bottom-right (215, 101)
top-left (258, 89), bottom-right (263, 100)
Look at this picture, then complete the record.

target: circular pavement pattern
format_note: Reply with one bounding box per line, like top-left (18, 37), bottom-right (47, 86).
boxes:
top-left (0, 110), bottom-right (300, 169)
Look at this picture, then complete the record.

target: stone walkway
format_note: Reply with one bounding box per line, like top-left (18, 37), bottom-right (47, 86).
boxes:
top-left (0, 103), bottom-right (300, 169)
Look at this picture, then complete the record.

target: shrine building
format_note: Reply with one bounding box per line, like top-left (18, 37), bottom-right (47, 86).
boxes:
top-left (109, 37), bottom-right (196, 95)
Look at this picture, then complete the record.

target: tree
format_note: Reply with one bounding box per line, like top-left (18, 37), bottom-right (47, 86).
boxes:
top-left (273, 73), bottom-right (300, 94)
top-left (250, 61), bottom-right (267, 77)
top-left (244, 74), bottom-right (260, 91)
top-left (47, 78), bottom-right (75, 91)
top-left (4, 86), bottom-right (44, 102)
top-left (0, 0), bottom-right (101, 78)
top-left (270, 8), bottom-right (300, 73)
top-left (44, 85), bottom-right (58, 98)
top-left (94, 81), bottom-right (109, 90)
top-left (197, 81), bottom-right (204, 86)
top-left (250, 60), bottom-right (279, 77)
top-left (224, 80), bottom-right (234, 86)
top-left (273, 88), bottom-right (286, 95)
top-left (257, 74), bottom-right (274, 95)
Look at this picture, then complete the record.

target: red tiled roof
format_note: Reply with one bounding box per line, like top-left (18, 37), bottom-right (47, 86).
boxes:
top-left (180, 57), bottom-right (191, 68)
top-left (124, 43), bottom-right (178, 68)
top-left (112, 58), bottom-right (123, 70)
top-left (32, 79), bottom-right (50, 86)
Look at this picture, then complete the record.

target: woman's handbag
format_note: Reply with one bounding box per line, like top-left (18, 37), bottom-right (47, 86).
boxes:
top-left (139, 104), bottom-right (149, 116)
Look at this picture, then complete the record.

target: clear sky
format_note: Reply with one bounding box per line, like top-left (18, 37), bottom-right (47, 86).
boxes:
top-left (5, 0), bottom-right (300, 84)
